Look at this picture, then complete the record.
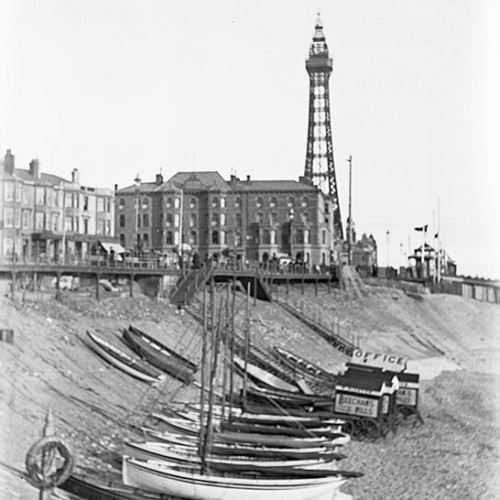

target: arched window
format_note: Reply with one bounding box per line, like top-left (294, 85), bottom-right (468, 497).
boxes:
top-left (166, 231), bottom-right (174, 245)
top-left (174, 197), bottom-right (180, 209)
top-left (190, 213), bottom-right (197, 227)
top-left (296, 228), bottom-right (304, 244)
top-left (287, 196), bottom-right (295, 208)
top-left (234, 231), bottom-right (242, 247)
top-left (188, 230), bottom-right (197, 245)
top-left (270, 197), bottom-right (277, 208)
top-left (270, 212), bottom-right (278, 225)
top-left (142, 233), bottom-right (149, 247)
top-left (212, 197), bottom-right (219, 208)
top-left (256, 212), bottom-right (263, 224)
top-left (263, 229), bottom-right (271, 244)
top-left (119, 198), bottom-right (126, 209)
top-left (142, 197), bottom-right (149, 209)
top-left (174, 213), bottom-right (180, 227)
top-left (166, 213), bottom-right (173, 227)
top-left (119, 214), bottom-right (125, 228)
top-left (166, 197), bottom-right (173, 208)
top-left (211, 213), bottom-right (218, 226)
top-left (302, 211), bottom-right (310, 224)
top-left (235, 213), bottom-right (242, 226)
top-left (142, 214), bottom-right (149, 227)
top-left (220, 213), bottom-right (226, 226)
top-left (211, 230), bottom-right (219, 245)
top-left (220, 197), bottom-right (226, 208)
top-left (235, 197), bottom-right (241, 208)
top-left (256, 197), bottom-right (263, 208)
top-left (301, 196), bottom-right (309, 208)
top-left (322, 230), bottom-right (326, 245)
top-left (270, 230), bottom-right (276, 245)
top-left (220, 230), bottom-right (226, 245)
top-left (119, 234), bottom-right (125, 247)
top-left (190, 197), bottom-right (197, 209)
top-left (304, 229), bottom-right (310, 244)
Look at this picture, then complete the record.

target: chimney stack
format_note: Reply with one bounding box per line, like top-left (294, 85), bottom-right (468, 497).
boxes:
top-left (29, 159), bottom-right (41, 179)
top-left (156, 173), bottom-right (164, 185)
top-left (71, 168), bottom-right (80, 185)
top-left (4, 149), bottom-right (15, 175)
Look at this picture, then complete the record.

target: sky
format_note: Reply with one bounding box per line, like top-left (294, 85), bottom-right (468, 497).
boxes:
top-left (1, 0), bottom-right (499, 278)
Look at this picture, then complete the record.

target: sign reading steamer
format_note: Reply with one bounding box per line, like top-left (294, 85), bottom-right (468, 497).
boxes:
top-left (351, 348), bottom-right (408, 372)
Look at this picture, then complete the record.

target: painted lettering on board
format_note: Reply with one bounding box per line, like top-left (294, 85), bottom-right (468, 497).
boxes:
top-left (351, 348), bottom-right (407, 372)
top-left (335, 393), bottom-right (379, 418)
top-left (396, 388), bottom-right (418, 406)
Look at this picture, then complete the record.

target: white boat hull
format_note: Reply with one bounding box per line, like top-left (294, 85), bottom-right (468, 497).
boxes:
top-left (123, 458), bottom-right (346, 500)
top-left (86, 332), bottom-right (163, 384)
top-left (124, 441), bottom-right (338, 470)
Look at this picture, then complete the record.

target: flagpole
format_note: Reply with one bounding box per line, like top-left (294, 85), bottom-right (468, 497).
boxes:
top-left (422, 226), bottom-right (426, 278)
top-left (437, 198), bottom-right (441, 283)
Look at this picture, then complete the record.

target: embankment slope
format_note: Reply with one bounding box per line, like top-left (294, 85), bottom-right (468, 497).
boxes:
top-left (0, 284), bottom-right (498, 500)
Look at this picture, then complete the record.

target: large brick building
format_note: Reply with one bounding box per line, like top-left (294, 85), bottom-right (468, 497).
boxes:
top-left (115, 171), bottom-right (339, 267)
top-left (0, 149), bottom-right (115, 262)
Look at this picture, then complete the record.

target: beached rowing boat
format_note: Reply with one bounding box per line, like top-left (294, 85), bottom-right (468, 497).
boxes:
top-left (123, 327), bottom-right (195, 383)
top-left (85, 331), bottom-right (165, 384)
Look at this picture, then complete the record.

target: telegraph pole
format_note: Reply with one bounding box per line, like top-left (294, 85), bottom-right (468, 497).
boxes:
top-left (347, 155), bottom-right (352, 265)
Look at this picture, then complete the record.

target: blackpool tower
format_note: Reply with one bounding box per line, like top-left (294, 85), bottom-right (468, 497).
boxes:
top-left (304, 15), bottom-right (343, 240)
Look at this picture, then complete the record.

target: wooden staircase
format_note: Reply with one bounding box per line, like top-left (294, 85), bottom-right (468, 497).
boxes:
top-left (340, 265), bottom-right (366, 300)
top-left (170, 266), bottom-right (213, 307)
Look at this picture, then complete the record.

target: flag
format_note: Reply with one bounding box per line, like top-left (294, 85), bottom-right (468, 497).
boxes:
top-left (414, 225), bottom-right (428, 232)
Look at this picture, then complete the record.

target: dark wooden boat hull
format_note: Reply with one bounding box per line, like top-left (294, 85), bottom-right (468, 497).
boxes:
top-left (273, 346), bottom-right (337, 383)
top-left (240, 400), bottom-right (337, 418)
top-left (234, 414), bottom-right (344, 429)
top-left (85, 331), bottom-right (164, 384)
top-left (59, 474), bottom-right (162, 500)
top-left (128, 325), bottom-right (197, 370)
top-left (123, 328), bottom-right (194, 383)
top-left (220, 421), bottom-right (344, 439)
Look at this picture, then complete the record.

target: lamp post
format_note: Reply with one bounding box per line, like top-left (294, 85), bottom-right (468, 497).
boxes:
top-left (61, 185), bottom-right (66, 264)
top-left (289, 208), bottom-right (295, 263)
top-left (134, 174), bottom-right (141, 256)
top-left (171, 183), bottom-right (184, 271)
top-left (386, 230), bottom-right (390, 268)
top-left (347, 155), bottom-right (352, 265)
top-left (178, 187), bottom-right (184, 272)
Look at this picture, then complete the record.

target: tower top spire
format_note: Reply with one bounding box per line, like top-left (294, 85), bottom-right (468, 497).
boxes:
top-left (309, 13), bottom-right (329, 59)
top-left (314, 11), bottom-right (325, 40)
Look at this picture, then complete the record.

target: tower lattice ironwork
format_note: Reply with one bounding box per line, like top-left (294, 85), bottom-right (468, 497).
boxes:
top-left (304, 15), bottom-right (343, 239)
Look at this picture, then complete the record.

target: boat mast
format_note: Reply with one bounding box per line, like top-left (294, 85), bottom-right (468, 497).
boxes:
top-left (198, 286), bottom-right (208, 456)
top-left (228, 278), bottom-right (236, 422)
top-left (201, 292), bottom-right (223, 473)
top-left (220, 284), bottom-right (230, 422)
top-left (242, 283), bottom-right (251, 402)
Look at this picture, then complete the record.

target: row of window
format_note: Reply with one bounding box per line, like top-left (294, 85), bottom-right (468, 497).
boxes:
top-left (118, 211), bottom-right (313, 230)
top-left (117, 195), bottom-right (312, 211)
top-left (3, 208), bottom-right (110, 235)
top-left (3, 182), bottom-right (112, 212)
top-left (117, 227), bottom-right (326, 251)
